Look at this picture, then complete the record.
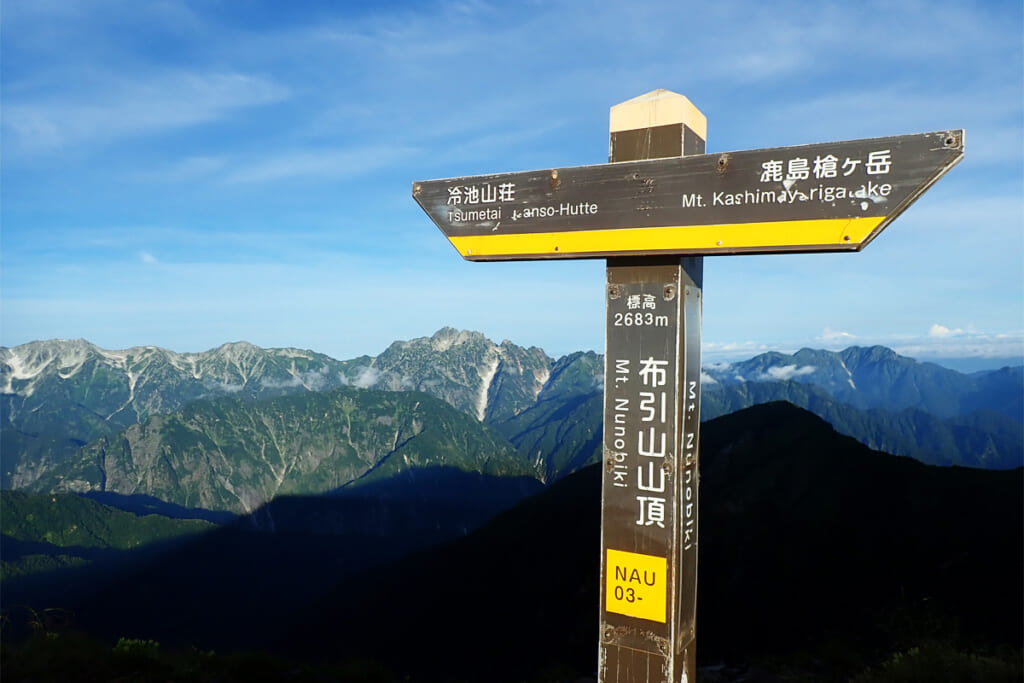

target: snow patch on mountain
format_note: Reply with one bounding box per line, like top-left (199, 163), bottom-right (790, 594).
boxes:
top-left (477, 355), bottom-right (500, 421)
top-left (106, 368), bottom-right (142, 420)
top-left (96, 348), bottom-right (131, 367)
top-left (6, 349), bottom-right (50, 379)
top-left (3, 342), bottom-right (91, 393)
top-left (52, 340), bottom-right (93, 368)
top-left (57, 361), bottom-right (88, 379)
top-left (165, 350), bottom-right (199, 376)
top-left (2, 349), bottom-right (50, 391)
top-left (278, 349), bottom-right (313, 360)
top-left (839, 357), bottom-right (857, 389)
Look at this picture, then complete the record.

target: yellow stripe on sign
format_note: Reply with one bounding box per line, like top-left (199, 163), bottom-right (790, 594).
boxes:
top-left (448, 216), bottom-right (885, 258)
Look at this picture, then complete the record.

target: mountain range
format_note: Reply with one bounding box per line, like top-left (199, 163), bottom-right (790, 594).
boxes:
top-left (3, 330), bottom-right (1021, 509)
top-left (1, 329), bottom-right (588, 491)
top-left (703, 345), bottom-right (1023, 420)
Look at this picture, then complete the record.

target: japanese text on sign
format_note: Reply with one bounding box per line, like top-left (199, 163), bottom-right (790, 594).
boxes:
top-left (758, 149), bottom-right (892, 183)
top-left (446, 182), bottom-right (517, 205)
top-left (607, 291), bottom-right (677, 530)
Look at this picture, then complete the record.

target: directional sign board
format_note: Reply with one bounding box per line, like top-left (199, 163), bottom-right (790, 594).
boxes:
top-left (412, 88), bottom-right (964, 683)
top-left (412, 130), bottom-right (963, 261)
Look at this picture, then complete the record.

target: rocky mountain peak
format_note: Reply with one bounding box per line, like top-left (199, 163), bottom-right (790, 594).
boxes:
top-left (429, 327), bottom-right (488, 352)
top-left (209, 341), bottom-right (264, 361)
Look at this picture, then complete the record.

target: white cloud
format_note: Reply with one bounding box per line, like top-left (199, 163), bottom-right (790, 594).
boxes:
top-left (700, 331), bottom-right (1024, 367)
top-left (704, 340), bottom-right (771, 354)
top-left (820, 327), bottom-right (857, 344)
top-left (893, 328), bottom-right (1024, 360)
top-left (760, 365), bottom-right (817, 381)
top-left (701, 341), bottom-right (775, 364)
top-left (928, 324), bottom-right (964, 338)
top-left (350, 366), bottom-right (382, 389)
top-left (258, 376), bottom-right (303, 390)
top-left (138, 251), bottom-right (159, 265)
top-left (208, 381), bottom-right (245, 394)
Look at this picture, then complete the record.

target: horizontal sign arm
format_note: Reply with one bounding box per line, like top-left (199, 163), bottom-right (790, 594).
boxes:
top-left (412, 130), bottom-right (963, 261)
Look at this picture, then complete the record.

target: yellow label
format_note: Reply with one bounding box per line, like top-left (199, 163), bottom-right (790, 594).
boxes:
top-left (606, 549), bottom-right (667, 622)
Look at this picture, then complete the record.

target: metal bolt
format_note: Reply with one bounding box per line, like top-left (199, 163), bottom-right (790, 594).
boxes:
top-left (663, 284), bottom-right (676, 301)
top-left (608, 284), bottom-right (622, 299)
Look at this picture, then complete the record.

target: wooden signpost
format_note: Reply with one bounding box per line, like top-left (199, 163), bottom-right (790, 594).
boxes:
top-left (413, 89), bottom-right (963, 682)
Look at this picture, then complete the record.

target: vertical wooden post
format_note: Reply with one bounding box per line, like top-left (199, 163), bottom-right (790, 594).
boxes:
top-left (599, 90), bottom-right (705, 683)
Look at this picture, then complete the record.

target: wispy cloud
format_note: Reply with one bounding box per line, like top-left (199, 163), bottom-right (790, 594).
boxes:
top-left (758, 365), bottom-right (817, 381)
top-left (704, 330), bottom-right (1024, 364)
top-left (757, 87), bottom-right (1023, 163)
top-left (703, 340), bottom-right (775, 362)
top-left (129, 156), bottom-right (227, 183)
top-left (820, 328), bottom-right (857, 345)
top-left (223, 145), bottom-right (418, 184)
top-left (348, 366), bottom-right (382, 389)
top-left (929, 324), bottom-right (965, 338)
top-left (893, 332), bottom-right (1024, 360)
top-left (4, 71), bottom-right (289, 153)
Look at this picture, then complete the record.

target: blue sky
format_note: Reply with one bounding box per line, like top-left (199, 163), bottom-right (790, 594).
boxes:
top-left (2, 0), bottom-right (1022, 364)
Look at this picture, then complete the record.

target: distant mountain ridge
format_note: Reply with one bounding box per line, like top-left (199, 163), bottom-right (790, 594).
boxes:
top-left (1, 330), bottom-right (584, 489)
top-left (704, 345), bottom-right (1023, 421)
top-left (1, 339), bottom-right (358, 489)
top-left (3, 332), bottom-right (1021, 500)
